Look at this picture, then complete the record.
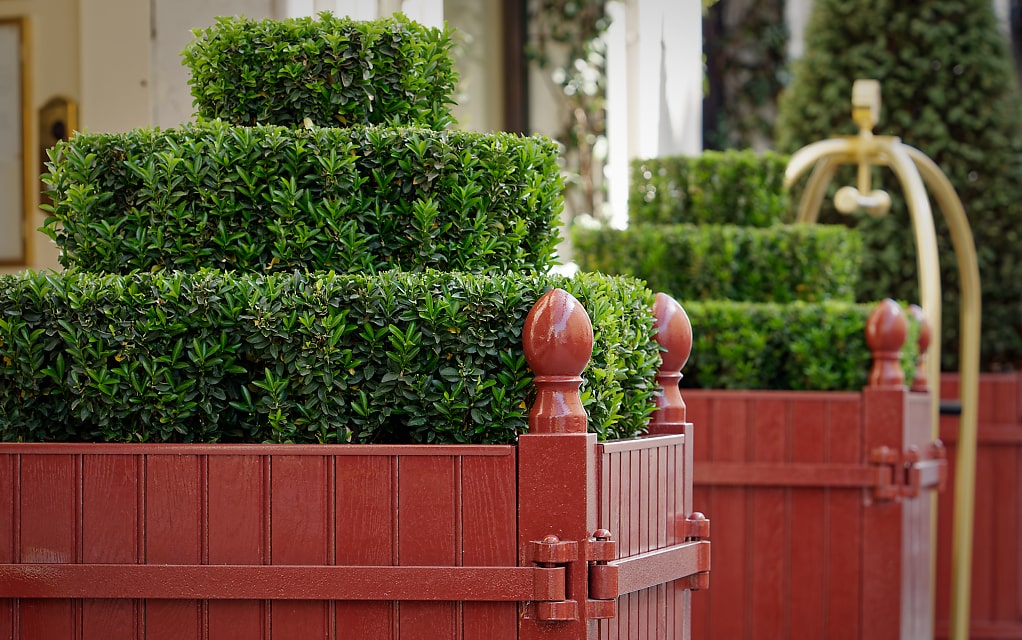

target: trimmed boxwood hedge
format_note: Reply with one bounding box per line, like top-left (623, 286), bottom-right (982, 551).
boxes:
top-left (0, 269), bottom-right (659, 445)
top-left (572, 222), bottom-right (862, 303)
top-left (629, 149), bottom-right (790, 227)
top-left (680, 299), bottom-right (919, 391)
top-left (42, 119), bottom-right (562, 275)
top-left (182, 12), bottom-right (457, 130)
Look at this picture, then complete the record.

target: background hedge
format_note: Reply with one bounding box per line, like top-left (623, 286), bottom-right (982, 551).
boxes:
top-left (182, 12), bottom-right (457, 130)
top-left (629, 149), bottom-right (790, 227)
top-left (572, 222), bottom-right (861, 304)
top-left (0, 270), bottom-right (659, 445)
top-left (42, 119), bottom-right (562, 275)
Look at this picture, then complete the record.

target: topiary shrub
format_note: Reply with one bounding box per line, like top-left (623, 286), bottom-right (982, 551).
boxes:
top-left (628, 149), bottom-right (790, 227)
top-left (41, 120), bottom-right (562, 275)
top-left (14, 13), bottom-right (668, 445)
top-left (182, 12), bottom-right (457, 129)
top-left (0, 269), bottom-right (659, 444)
top-left (775, 0), bottom-right (1022, 370)
top-left (572, 222), bottom-right (862, 303)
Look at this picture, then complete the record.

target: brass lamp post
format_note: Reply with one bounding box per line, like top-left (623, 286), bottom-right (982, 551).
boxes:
top-left (784, 79), bottom-right (981, 640)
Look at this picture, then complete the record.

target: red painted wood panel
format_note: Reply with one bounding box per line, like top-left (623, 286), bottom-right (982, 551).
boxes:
top-left (270, 455), bottom-right (332, 637)
top-left (81, 454), bottom-right (140, 639)
top-left (145, 454), bottom-right (203, 640)
top-left (688, 388), bottom-right (934, 640)
top-left (788, 398), bottom-right (827, 639)
top-left (826, 395), bottom-right (865, 640)
top-left (334, 454), bottom-right (396, 639)
top-left (397, 455), bottom-right (457, 640)
top-left (207, 455), bottom-right (268, 638)
top-left (597, 433), bottom-right (690, 640)
top-left (19, 454), bottom-right (76, 640)
top-left (460, 454), bottom-right (518, 640)
top-left (936, 372), bottom-right (1022, 640)
top-left (1, 454), bottom-right (15, 639)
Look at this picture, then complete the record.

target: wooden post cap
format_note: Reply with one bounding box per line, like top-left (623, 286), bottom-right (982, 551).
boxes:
top-left (652, 292), bottom-right (692, 425)
top-left (908, 304), bottom-right (930, 392)
top-left (865, 298), bottom-right (907, 389)
top-left (523, 288), bottom-right (594, 434)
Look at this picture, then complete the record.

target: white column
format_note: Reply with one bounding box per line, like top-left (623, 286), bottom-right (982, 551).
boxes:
top-left (605, 0), bottom-right (702, 228)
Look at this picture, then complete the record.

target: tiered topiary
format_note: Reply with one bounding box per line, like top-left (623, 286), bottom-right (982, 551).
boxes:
top-left (0, 13), bottom-right (661, 444)
top-left (573, 149), bottom-right (918, 391)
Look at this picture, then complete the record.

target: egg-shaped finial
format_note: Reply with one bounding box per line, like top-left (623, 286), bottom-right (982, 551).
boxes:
top-left (865, 298), bottom-right (908, 389)
top-left (523, 288), bottom-right (594, 433)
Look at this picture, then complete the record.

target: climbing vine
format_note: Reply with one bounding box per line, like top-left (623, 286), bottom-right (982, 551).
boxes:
top-left (526, 0), bottom-right (612, 223)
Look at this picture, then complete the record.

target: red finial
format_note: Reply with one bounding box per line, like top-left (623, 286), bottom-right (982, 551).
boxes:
top-left (908, 304), bottom-right (930, 392)
top-left (651, 293), bottom-right (692, 426)
top-left (865, 298), bottom-right (908, 389)
top-left (523, 288), bottom-right (594, 433)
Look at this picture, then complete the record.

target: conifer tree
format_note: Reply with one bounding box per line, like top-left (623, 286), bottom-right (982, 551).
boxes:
top-left (776, 0), bottom-right (1022, 370)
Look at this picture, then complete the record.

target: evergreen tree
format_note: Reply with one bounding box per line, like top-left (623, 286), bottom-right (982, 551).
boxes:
top-left (776, 0), bottom-right (1022, 370)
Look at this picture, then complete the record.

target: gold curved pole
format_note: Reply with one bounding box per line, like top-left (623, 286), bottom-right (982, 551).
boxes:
top-left (881, 145), bottom-right (943, 383)
top-left (906, 146), bottom-right (982, 640)
top-left (796, 155), bottom-right (840, 224)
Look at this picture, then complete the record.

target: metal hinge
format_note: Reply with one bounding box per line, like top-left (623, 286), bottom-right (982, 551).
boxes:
top-left (870, 440), bottom-right (947, 501)
top-left (526, 534), bottom-right (581, 621)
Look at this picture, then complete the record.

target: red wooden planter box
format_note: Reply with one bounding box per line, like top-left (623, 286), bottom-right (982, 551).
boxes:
top-left (935, 372), bottom-right (1022, 640)
top-left (0, 290), bottom-right (709, 640)
top-left (686, 300), bottom-right (946, 639)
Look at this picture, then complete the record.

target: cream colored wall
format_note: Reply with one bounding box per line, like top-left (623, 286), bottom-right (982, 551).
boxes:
top-left (0, 0), bottom-right (80, 273)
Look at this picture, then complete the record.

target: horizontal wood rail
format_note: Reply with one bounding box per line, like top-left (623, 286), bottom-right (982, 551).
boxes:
top-left (694, 461), bottom-right (890, 489)
top-left (0, 564), bottom-right (564, 602)
top-left (588, 540), bottom-right (711, 598)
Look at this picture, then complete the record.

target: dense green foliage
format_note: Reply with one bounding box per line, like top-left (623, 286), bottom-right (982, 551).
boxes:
top-left (629, 150), bottom-right (790, 227)
top-left (775, 0), bottom-right (1022, 370)
top-left (42, 120), bottom-right (562, 275)
top-left (572, 223), bottom-right (861, 303)
top-left (681, 299), bottom-right (918, 391)
top-left (183, 13), bottom-right (457, 129)
top-left (0, 270), bottom-right (659, 444)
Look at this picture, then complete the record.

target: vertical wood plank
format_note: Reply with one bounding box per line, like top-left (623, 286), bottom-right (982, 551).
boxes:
top-left (145, 454), bottom-right (203, 640)
top-left (18, 454), bottom-right (76, 639)
top-left (826, 397), bottom-right (863, 640)
top-left (788, 398), bottom-right (827, 639)
top-left (397, 455), bottom-right (457, 640)
top-left (270, 455), bottom-right (331, 638)
top-left (81, 454), bottom-right (140, 640)
top-left (708, 395), bottom-right (749, 639)
top-left (749, 397), bottom-right (787, 640)
top-left (207, 454), bottom-right (268, 639)
top-left (0, 454), bottom-right (15, 639)
top-left (334, 454), bottom-right (395, 640)
top-left (461, 452), bottom-right (518, 640)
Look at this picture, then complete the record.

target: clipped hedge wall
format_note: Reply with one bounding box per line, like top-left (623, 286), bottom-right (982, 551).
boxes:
top-left (680, 299), bottom-right (919, 391)
top-left (42, 119), bottom-right (562, 275)
top-left (0, 269), bottom-right (659, 445)
top-left (572, 222), bottom-right (861, 304)
top-left (183, 12), bottom-right (457, 130)
top-left (629, 149), bottom-right (790, 227)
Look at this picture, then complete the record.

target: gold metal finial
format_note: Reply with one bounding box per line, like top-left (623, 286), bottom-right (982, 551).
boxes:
top-left (851, 79), bottom-right (881, 132)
